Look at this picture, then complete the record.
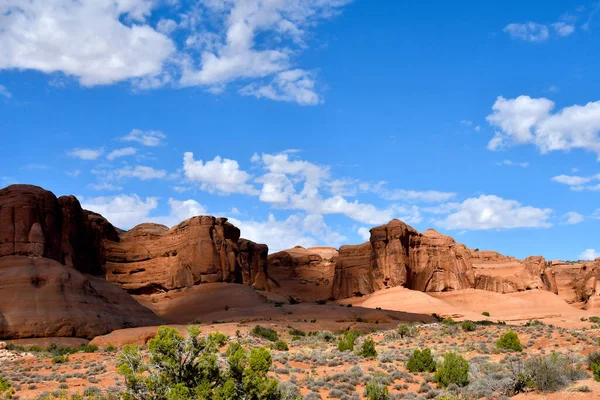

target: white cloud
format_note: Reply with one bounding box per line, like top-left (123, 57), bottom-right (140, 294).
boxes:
top-left (240, 69), bottom-right (321, 106)
top-left (107, 147), bottom-right (137, 160)
top-left (0, 0), bottom-right (175, 86)
top-left (114, 165), bottom-right (167, 180)
top-left (183, 152), bottom-right (258, 195)
top-left (579, 248), bottom-right (599, 261)
top-left (69, 147), bottom-right (104, 160)
top-left (497, 159), bottom-right (529, 167)
top-left (121, 129), bottom-right (166, 146)
top-left (486, 96), bottom-right (600, 157)
top-left (435, 195), bottom-right (552, 230)
top-left (379, 189), bottom-right (456, 203)
top-left (67, 169), bottom-right (81, 177)
top-left (89, 182), bottom-right (123, 191)
top-left (81, 194), bottom-right (159, 229)
top-left (0, 84), bottom-right (11, 98)
top-left (178, 0), bottom-right (350, 104)
top-left (504, 22), bottom-right (550, 42)
top-left (552, 21), bottom-right (575, 36)
top-left (551, 173), bottom-right (600, 191)
top-left (357, 227), bottom-right (370, 241)
top-left (150, 198), bottom-right (207, 227)
top-left (563, 211), bottom-right (584, 225)
top-left (229, 213), bottom-right (346, 253)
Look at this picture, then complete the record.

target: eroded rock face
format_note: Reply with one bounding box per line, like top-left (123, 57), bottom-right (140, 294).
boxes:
top-left (0, 185), bottom-right (117, 275)
top-left (0, 256), bottom-right (162, 339)
top-left (268, 246), bottom-right (337, 301)
top-left (104, 217), bottom-right (273, 294)
top-left (331, 219), bottom-right (556, 299)
top-left (548, 259), bottom-right (600, 306)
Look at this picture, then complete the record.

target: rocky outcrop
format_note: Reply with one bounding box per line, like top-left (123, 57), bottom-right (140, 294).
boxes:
top-left (0, 185), bottom-right (117, 275)
top-left (104, 217), bottom-right (273, 294)
top-left (547, 259), bottom-right (600, 306)
top-left (0, 256), bottom-right (162, 339)
top-left (0, 184), bottom-right (271, 338)
top-left (332, 219), bottom-right (556, 299)
top-left (268, 246), bottom-right (337, 301)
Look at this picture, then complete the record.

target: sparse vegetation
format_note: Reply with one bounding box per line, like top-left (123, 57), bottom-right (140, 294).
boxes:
top-left (252, 325), bottom-right (279, 342)
top-left (482, 311), bottom-right (490, 317)
top-left (497, 331), bottom-right (523, 352)
top-left (434, 352), bottom-right (469, 388)
top-left (406, 348), bottom-right (436, 373)
top-left (358, 338), bottom-right (377, 358)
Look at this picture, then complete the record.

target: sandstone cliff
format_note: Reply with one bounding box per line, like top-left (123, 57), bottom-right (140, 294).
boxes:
top-left (267, 246), bottom-right (337, 301)
top-left (331, 219), bottom-right (557, 299)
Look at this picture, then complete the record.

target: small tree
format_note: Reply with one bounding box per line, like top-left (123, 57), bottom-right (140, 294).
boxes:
top-left (117, 325), bottom-right (280, 400)
top-left (358, 338), bottom-right (377, 358)
top-left (434, 352), bottom-right (469, 388)
top-left (497, 331), bottom-right (523, 352)
top-left (365, 377), bottom-right (388, 400)
top-left (338, 331), bottom-right (359, 352)
top-left (397, 323), bottom-right (419, 338)
top-left (406, 348), bottom-right (436, 373)
top-left (461, 320), bottom-right (476, 332)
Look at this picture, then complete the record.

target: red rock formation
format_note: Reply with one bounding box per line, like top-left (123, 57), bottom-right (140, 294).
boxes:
top-left (104, 217), bottom-right (273, 294)
top-left (332, 219), bottom-right (556, 299)
top-left (548, 259), bottom-right (600, 306)
top-left (0, 256), bottom-right (162, 339)
top-left (268, 246), bottom-right (337, 301)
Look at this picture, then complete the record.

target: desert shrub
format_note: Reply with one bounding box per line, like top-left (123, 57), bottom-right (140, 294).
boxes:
top-left (434, 352), bottom-right (469, 388)
top-left (117, 325), bottom-right (281, 400)
top-left (274, 340), bottom-right (289, 351)
top-left (316, 299), bottom-right (327, 305)
top-left (496, 331), bottom-right (522, 352)
top-left (523, 352), bottom-right (587, 392)
top-left (406, 349), bottom-right (436, 373)
top-left (0, 376), bottom-right (15, 399)
top-left (288, 297), bottom-right (299, 305)
top-left (592, 363), bottom-right (600, 382)
top-left (397, 323), bottom-right (419, 338)
top-left (589, 316), bottom-right (600, 323)
top-left (27, 345), bottom-right (43, 352)
top-left (289, 328), bottom-right (306, 337)
top-left (316, 331), bottom-right (335, 342)
top-left (81, 344), bottom-right (99, 353)
top-left (358, 338), bottom-right (377, 358)
top-left (208, 332), bottom-right (228, 347)
top-left (365, 377), bottom-right (388, 400)
top-left (441, 318), bottom-right (456, 325)
top-left (278, 381), bottom-right (302, 400)
top-left (338, 332), bottom-right (356, 352)
top-left (252, 325), bottom-right (279, 342)
top-left (5, 344), bottom-right (24, 351)
top-left (482, 311), bottom-right (490, 317)
top-left (51, 355), bottom-right (69, 364)
top-left (588, 350), bottom-right (600, 368)
top-left (461, 320), bottom-right (476, 332)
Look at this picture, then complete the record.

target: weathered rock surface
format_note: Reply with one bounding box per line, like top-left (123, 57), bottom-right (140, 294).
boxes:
top-left (332, 219), bottom-right (557, 299)
top-left (547, 259), bottom-right (600, 307)
top-left (0, 256), bottom-right (162, 339)
top-left (0, 185), bottom-right (117, 275)
top-left (268, 246), bottom-right (337, 301)
top-left (104, 217), bottom-right (273, 294)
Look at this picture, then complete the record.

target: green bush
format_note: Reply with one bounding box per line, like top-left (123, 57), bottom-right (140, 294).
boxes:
top-left (51, 355), bottom-right (69, 364)
top-left (117, 325), bottom-right (281, 400)
top-left (273, 340), bottom-right (289, 351)
top-left (338, 331), bottom-right (359, 352)
top-left (288, 328), bottom-right (306, 337)
top-left (406, 348), bottom-right (436, 373)
top-left (208, 332), bottom-right (228, 347)
top-left (441, 317), bottom-right (456, 325)
top-left (482, 311), bottom-right (490, 317)
top-left (592, 363), bottom-right (600, 382)
top-left (358, 338), bottom-right (377, 358)
top-left (461, 320), bottom-right (476, 332)
top-left (365, 377), bottom-right (388, 400)
top-left (434, 352), bottom-right (469, 388)
top-left (103, 344), bottom-right (117, 353)
top-left (397, 323), bottom-right (419, 338)
top-left (0, 376), bottom-right (15, 399)
top-left (496, 331), bottom-right (522, 352)
top-left (589, 316), bottom-right (600, 323)
top-left (252, 325), bottom-right (279, 342)
top-left (81, 344), bottom-right (99, 353)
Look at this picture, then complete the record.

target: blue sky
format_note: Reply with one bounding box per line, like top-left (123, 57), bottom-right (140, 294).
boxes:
top-left (1, 1), bottom-right (600, 260)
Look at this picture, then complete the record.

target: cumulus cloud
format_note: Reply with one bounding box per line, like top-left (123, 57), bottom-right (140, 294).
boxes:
top-left (122, 129), bottom-right (166, 146)
top-left (357, 227), bottom-right (371, 241)
top-left (240, 69), bottom-right (321, 106)
top-left (0, 0), bottom-right (175, 86)
top-left (580, 248), bottom-right (599, 261)
top-left (107, 147), bottom-right (137, 160)
top-left (68, 147), bottom-right (104, 160)
top-left (81, 194), bottom-right (159, 228)
top-left (563, 211), bottom-right (584, 225)
top-left (183, 152), bottom-right (258, 195)
top-left (150, 198), bottom-right (207, 227)
top-left (486, 96), bottom-right (600, 158)
top-left (434, 195), bottom-right (552, 230)
top-left (229, 213), bottom-right (346, 253)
